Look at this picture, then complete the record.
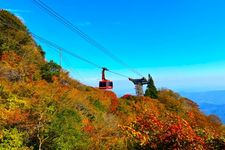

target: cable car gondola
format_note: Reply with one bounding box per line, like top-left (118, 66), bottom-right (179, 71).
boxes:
top-left (99, 68), bottom-right (113, 89)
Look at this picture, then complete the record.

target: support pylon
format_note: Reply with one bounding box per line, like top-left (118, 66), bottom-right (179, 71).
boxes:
top-left (129, 77), bottom-right (149, 96)
top-left (135, 83), bottom-right (143, 96)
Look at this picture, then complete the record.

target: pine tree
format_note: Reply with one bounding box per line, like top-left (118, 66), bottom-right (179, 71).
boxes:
top-left (144, 74), bottom-right (158, 98)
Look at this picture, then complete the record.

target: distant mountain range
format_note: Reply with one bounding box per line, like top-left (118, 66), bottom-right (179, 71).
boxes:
top-left (180, 90), bottom-right (225, 105)
top-left (180, 90), bottom-right (225, 124)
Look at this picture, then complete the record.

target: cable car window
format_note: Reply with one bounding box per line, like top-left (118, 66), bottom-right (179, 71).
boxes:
top-left (106, 82), bottom-right (113, 87)
top-left (99, 82), bottom-right (106, 87)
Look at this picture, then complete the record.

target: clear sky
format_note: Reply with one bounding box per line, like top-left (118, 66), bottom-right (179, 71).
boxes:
top-left (1, 0), bottom-right (225, 95)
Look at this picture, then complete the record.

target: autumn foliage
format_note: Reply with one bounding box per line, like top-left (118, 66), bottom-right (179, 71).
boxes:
top-left (0, 10), bottom-right (225, 149)
top-left (120, 93), bottom-right (225, 149)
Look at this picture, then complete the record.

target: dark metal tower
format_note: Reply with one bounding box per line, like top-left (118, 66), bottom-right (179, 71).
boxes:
top-left (129, 77), bottom-right (150, 96)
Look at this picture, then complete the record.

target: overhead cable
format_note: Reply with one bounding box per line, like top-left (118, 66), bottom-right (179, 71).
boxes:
top-left (32, 0), bottom-right (144, 77)
top-left (0, 18), bottom-right (130, 79)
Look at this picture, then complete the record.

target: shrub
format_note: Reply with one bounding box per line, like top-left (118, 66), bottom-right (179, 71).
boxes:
top-left (40, 60), bottom-right (61, 82)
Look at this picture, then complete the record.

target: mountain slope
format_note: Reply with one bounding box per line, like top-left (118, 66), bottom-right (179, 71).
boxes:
top-left (180, 90), bottom-right (225, 123)
top-left (0, 10), bottom-right (225, 149)
top-left (200, 103), bottom-right (225, 123)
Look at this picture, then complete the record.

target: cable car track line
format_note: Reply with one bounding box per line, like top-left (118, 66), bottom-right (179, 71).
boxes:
top-left (32, 0), bottom-right (144, 77)
top-left (0, 18), bottom-right (130, 79)
top-left (33, 34), bottom-right (131, 79)
top-left (32, 34), bottom-right (103, 69)
top-left (34, 34), bottom-right (131, 78)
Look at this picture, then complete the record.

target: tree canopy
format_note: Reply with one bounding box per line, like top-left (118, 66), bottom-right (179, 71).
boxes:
top-left (144, 74), bottom-right (158, 99)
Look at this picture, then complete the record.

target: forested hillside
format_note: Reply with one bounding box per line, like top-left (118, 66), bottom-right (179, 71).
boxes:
top-left (0, 10), bottom-right (225, 149)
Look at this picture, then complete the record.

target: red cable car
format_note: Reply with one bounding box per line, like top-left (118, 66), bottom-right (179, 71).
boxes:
top-left (99, 67), bottom-right (113, 89)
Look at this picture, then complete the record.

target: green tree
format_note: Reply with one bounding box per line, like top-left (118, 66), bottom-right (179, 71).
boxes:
top-left (0, 128), bottom-right (29, 150)
top-left (144, 74), bottom-right (158, 98)
top-left (40, 60), bottom-right (61, 82)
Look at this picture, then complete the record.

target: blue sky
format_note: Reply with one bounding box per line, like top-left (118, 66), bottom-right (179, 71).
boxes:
top-left (1, 0), bottom-right (225, 95)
